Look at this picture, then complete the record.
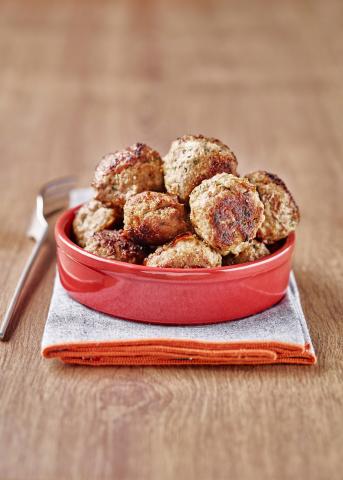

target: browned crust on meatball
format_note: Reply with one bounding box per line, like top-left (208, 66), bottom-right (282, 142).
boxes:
top-left (92, 143), bottom-right (164, 208)
top-left (72, 199), bottom-right (119, 248)
top-left (190, 173), bottom-right (265, 255)
top-left (123, 191), bottom-right (189, 246)
top-left (144, 233), bottom-right (222, 268)
top-left (210, 191), bottom-right (263, 247)
top-left (245, 171), bottom-right (300, 243)
top-left (94, 143), bottom-right (158, 176)
top-left (84, 230), bottom-right (147, 264)
top-left (163, 135), bottom-right (238, 202)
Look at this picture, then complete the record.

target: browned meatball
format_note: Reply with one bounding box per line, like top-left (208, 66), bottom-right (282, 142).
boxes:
top-left (123, 191), bottom-right (189, 246)
top-left (72, 199), bottom-right (119, 247)
top-left (92, 143), bottom-right (164, 209)
top-left (245, 171), bottom-right (300, 243)
top-left (189, 173), bottom-right (265, 255)
top-left (163, 134), bottom-right (238, 202)
top-left (144, 233), bottom-right (222, 268)
top-left (223, 240), bottom-right (270, 265)
top-left (84, 230), bottom-right (147, 264)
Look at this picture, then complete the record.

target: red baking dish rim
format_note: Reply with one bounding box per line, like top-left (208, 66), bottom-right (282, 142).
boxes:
top-left (55, 205), bottom-right (295, 279)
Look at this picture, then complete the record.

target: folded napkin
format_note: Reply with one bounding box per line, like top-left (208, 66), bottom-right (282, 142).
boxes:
top-left (41, 189), bottom-right (316, 366)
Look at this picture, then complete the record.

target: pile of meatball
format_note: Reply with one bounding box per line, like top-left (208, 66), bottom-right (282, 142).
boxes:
top-left (72, 135), bottom-right (300, 268)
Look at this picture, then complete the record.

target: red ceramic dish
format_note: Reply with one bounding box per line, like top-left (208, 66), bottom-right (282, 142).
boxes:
top-left (55, 205), bottom-right (295, 325)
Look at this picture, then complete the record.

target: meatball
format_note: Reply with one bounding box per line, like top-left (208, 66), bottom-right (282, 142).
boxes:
top-left (163, 134), bottom-right (238, 202)
top-left (92, 143), bottom-right (164, 209)
top-left (84, 230), bottom-right (147, 264)
top-left (189, 173), bottom-right (265, 256)
top-left (123, 191), bottom-right (189, 246)
top-left (223, 240), bottom-right (270, 265)
top-left (245, 171), bottom-right (300, 243)
top-left (144, 233), bottom-right (222, 268)
top-left (72, 199), bottom-right (119, 247)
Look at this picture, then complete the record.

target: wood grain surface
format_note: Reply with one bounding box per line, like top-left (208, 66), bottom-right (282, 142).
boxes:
top-left (0, 1), bottom-right (342, 479)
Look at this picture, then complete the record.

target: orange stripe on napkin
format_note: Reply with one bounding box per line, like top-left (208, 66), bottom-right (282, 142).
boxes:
top-left (42, 339), bottom-right (316, 366)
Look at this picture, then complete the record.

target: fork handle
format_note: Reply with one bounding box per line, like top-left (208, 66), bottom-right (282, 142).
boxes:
top-left (0, 230), bottom-right (47, 340)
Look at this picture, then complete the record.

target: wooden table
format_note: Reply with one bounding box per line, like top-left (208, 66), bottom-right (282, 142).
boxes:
top-left (1, 1), bottom-right (342, 478)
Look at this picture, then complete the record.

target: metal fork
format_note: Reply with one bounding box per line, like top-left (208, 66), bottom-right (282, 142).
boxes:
top-left (0, 176), bottom-right (76, 340)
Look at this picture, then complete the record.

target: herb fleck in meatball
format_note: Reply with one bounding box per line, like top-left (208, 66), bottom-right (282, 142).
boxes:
top-left (92, 143), bottom-right (164, 209)
top-left (84, 230), bottom-right (147, 264)
top-left (163, 134), bottom-right (238, 202)
top-left (223, 240), bottom-right (270, 265)
top-left (72, 199), bottom-right (119, 248)
top-left (245, 171), bottom-right (300, 243)
top-left (144, 233), bottom-right (222, 268)
top-left (189, 173), bottom-right (264, 255)
top-left (123, 191), bottom-right (189, 246)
